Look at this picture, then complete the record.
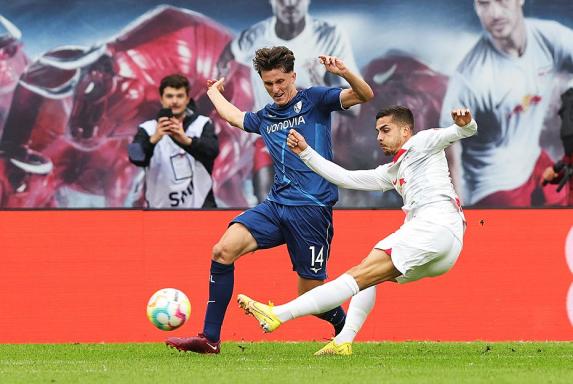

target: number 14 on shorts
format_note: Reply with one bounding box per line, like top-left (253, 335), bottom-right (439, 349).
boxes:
top-left (309, 245), bottom-right (324, 274)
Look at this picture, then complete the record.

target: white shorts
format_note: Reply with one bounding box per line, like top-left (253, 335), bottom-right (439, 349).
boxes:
top-left (374, 215), bottom-right (463, 284)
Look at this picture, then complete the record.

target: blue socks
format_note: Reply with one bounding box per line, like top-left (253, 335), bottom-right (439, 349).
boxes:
top-left (315, 306), bottom-right (347, 336)
top-left (202, 260), bottom-right (234, 342)
top-left (201, 260), bottom-right (346, 340)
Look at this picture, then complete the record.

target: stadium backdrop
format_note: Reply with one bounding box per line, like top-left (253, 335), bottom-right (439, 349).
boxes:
top-left (0, 0), bottom-right (572, 208)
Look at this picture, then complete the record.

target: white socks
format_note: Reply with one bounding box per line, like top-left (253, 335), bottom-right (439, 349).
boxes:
top-left (334, 286), bottom-right (376, 344)
top-left (270, 274), bottom-right (377, 344)
top-left (273, 274), bottom-right (359, 322)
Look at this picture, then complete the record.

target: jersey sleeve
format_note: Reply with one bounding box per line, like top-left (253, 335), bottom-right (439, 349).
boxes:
top-left (299, 147), bottom-right (394, 191)
top-left (243, 111), bottom-right (262, 134)
top-left (307, 86), bottom-right (344, 113)
top-left (418, 120), bottom-right (478, 152)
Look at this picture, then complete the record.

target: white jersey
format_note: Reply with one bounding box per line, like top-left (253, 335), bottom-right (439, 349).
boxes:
top-left (299, 120), bottom-right (478, 241)
top-left (440, 19), bottom-right (573, 205)
top-left (231, 15), bottom-right (359, 111)
top-left (140, 115), bottom-right (212, 208)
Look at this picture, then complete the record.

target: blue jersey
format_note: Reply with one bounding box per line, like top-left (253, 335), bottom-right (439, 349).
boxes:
top-left (244, 87), bottom-right (344, 206)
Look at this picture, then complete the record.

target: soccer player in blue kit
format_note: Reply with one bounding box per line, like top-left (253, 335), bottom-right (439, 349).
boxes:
top-left (166, 46), bottom-right (373, 354)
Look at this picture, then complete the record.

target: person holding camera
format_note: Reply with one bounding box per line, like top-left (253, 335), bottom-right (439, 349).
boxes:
top-left (128, 74), bottom-right (219, 208)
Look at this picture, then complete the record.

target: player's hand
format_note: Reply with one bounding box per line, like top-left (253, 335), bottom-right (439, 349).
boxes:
top-left (319, 55), bottom-right (348, 76)
top-left (451, 108), bottom-right (472, 127)
top-left (287, 129), bottom-right (308, 155)
top-left (207, 78), bottom-right (225, 93)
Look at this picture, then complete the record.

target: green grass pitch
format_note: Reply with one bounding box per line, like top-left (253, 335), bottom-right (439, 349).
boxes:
top-left (1, 342), bottom-right (572, 383)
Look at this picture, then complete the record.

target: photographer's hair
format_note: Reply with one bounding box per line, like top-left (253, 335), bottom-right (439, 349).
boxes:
top-left (159, 74), bottom-right (190, 96)
top-left (376, 105), bottom-right (415, 131)
top-left (253, 46), bottom-right (295, 75)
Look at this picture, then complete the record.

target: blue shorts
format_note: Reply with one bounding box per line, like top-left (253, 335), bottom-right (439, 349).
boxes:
top-left (232, 200), bottom-right (334, 280)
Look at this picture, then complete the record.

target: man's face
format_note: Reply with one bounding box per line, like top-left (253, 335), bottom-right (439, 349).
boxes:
top-left (260, 68), bottom-right (297, 106)
top-left (271, 0), bottom-right (310, 25)
top-left (474, 0), bottom-right (524, 40)
top-left (160, 86), bottom-right (190, 116)
top-left (375, 115), bottom-right (410, 156)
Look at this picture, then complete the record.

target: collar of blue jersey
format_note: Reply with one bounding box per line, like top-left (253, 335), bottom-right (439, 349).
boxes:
top-left (271, 89), bottom-right (301, 110)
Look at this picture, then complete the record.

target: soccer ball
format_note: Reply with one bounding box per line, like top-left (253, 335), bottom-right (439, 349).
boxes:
top-left (146, 288), bottom-right (191, 331)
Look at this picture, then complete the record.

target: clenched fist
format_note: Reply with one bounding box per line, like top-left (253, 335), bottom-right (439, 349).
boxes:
top-left (286, 129), bottom-right (308, 155)
top-left (451, 108), bottom-right (472, 127)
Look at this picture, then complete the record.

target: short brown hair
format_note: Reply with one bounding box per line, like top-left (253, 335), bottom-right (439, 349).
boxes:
top-left (252, 46), bottom-right (295, 75)
top-left (376, 105), bottom-right (414, 130)
top-left (159, 74), bottom-right (190, 96)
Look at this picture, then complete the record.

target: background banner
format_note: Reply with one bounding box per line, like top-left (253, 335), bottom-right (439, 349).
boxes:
top-left (0, 0), bottom-right (572, 208)
top-left (0, 209), bottom-right (572, 343)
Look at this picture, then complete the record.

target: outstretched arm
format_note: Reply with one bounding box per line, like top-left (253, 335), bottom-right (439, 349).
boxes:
top-left (319, 55), bottom-right (374, 109)
top-left (427, 108), bottom-right (478, 151)
top-left (206, 78), bottom-right (246, 129)
top-left (287, 130), bottom-right (392, 191)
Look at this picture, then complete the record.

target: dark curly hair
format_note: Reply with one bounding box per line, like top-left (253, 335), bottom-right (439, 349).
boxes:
top-left (252, 46), bottom-right (295, 75)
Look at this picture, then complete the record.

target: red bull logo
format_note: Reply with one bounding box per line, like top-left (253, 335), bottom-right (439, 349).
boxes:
top-left (508, 94), bottom-right (542, 118)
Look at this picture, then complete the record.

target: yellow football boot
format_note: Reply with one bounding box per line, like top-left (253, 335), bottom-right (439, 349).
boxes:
top-left (314, 340), bottom-right (352, 356)
top-left (237, 294), bottom-right (282, 333)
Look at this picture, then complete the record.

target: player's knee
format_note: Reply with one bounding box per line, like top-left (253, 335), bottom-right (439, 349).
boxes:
top-left (346, 265), bottom-right (368, 286)
top-left (347, 258), bottom-right (400, 289)
top-left (211, 242), bottom-right (237, 264)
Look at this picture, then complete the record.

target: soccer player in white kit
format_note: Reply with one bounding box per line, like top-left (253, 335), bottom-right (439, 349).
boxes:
top-left (440, 0), bottom-right (573, 207)
top-left (237, 106), bottom-right (477, 355)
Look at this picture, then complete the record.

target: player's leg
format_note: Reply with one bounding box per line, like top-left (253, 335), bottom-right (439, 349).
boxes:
top-left (166, 223), bottom-right (257, 353)
top-left (239, 214), bottom-right (465, 352)
top-left (298, 277), bottom-right (346, 335)
top-left (315, 221), bottom-right (463, 353)
top-left (320, 219), bottom-right (461, 352)
top-left (167, 201), bottom-right (284, 353)
top-left (346, 248), bottom-right (402, 288)
top-left (239, 248), bottom-right (400, 332)
top-left (333, 286), bottom-right (376, 343)
top-left (313, 248), bottom-right (401, 353)
top-left (283, 204), bottom-right (347, 335)
top-left (314, 285), bottom-right (376, 356)
top-left (201, 223), bottom-right (258, 343)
